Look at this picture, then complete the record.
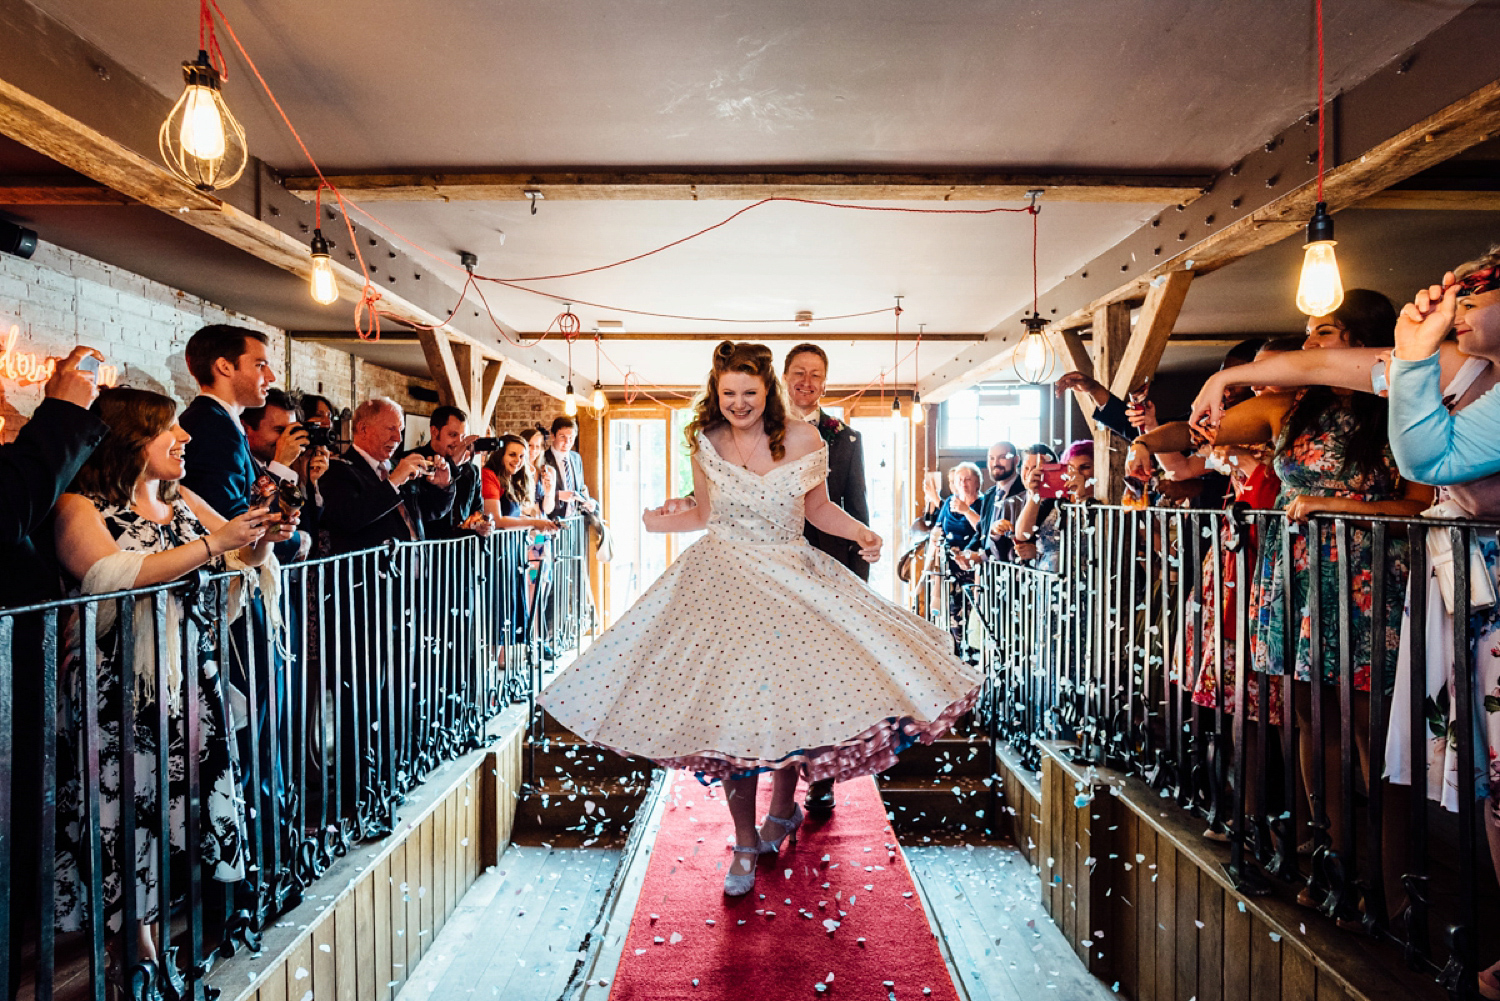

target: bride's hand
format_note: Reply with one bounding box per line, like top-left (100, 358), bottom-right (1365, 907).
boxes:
top-left (856, 527), bottom-right (883, 563)
top-left (657, 497), bottom-right (697, 516)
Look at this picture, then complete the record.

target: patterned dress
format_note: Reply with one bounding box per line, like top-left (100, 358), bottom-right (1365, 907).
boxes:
top-left (1247, 395), bottom-right (1409, 693)
top-left (540, 433), bottom-right (981, 783)
top-left (1189, 462), bottom-right (1284, 723)
top-left (1385, 357), bottom-right (1500, 827)
top-left (53, 499), bottom-right (248, 933)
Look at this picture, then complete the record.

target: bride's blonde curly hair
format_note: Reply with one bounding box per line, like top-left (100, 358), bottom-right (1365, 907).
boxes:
top-left (684, 341), bottom-right (792, 460)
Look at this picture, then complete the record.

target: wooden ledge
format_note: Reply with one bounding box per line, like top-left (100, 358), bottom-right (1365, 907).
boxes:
top-left (1038, 741), bottom-right (1442, 1001)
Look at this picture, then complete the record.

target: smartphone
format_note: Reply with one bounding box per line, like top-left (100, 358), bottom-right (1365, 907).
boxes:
top-left (1036, 462), bottom-right (1068, 499)
top-left (75, 354), bottom-right (101, 379)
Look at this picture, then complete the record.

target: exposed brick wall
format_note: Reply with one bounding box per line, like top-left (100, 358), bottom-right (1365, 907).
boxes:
top-left (490, 381), bottom-right (568, 438)
top-left (0, 242), bottom-right (433, 441)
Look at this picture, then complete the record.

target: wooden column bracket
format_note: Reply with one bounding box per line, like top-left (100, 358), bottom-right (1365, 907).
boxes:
top-left (1057, 328), bottom-right (1099, 435)
top-left (1108, 270), bottom-right (1195, 400)
top-left (478, 360), bottom-right (507, 432)
top-left (1091, 303), bottom-right (1131, 502)
top-left (417, 329), bottom-right (468, 412)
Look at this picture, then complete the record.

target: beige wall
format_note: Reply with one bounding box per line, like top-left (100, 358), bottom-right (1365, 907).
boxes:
top-left (0, 241), bottom-right (433, 439)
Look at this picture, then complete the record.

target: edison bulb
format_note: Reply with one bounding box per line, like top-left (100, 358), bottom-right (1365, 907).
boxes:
top-left (564, 384), bottom-right (579, 417)
top-left (180, 85), bottom-right (227, 161)
top-left (310, 255), bottom-right (338, 305)
top-left (911, 402), bottom-right (925, 425)
top-left (1023, 332), bottom-right (1048, 374)
top-left (591, 384), bottom-right (607, 411)
top-left (1296, 240), bottom-right (1344, 316)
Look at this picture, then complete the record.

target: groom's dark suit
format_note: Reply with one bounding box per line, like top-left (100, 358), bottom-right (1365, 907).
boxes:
top-left (804, 410), bottom-right (870, 581)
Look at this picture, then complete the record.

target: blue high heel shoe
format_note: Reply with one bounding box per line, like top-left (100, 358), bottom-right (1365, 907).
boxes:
top-left (756, 804), bottom-right (804, 854)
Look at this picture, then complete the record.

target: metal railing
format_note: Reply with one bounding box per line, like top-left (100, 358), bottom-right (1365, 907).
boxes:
top-left (940, 503), bottom-right (1498, 999)
top-left (0, 519), bottom-right (592, 1001)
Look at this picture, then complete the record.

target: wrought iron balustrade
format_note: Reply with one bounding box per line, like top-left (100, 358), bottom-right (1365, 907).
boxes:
top-left (0, 519), bottom-right (592, 1001)
top-left (934, 503), bottom-right (1499, 1000)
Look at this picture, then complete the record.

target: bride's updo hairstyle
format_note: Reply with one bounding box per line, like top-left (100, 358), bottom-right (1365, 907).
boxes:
top-left (684, 340), bottom-right (792, 460)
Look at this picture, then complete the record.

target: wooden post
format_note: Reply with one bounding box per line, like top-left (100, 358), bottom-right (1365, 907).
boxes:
top-left (1107, 270), bottom-right (1195, 400)
top-left (1058, 328), bottom-right (1099, 436)
top-left (1091, 303), bottom-right (1131, 502)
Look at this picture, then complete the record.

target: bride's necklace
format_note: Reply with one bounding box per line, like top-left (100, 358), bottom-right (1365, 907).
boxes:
top-left (727, 431), bottom-right (761, 470)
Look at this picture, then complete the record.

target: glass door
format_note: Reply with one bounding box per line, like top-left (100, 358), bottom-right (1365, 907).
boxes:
top-left (605, 416), bottom-right (668, 623)
top-left (849, 415), bottom-right (910, 602)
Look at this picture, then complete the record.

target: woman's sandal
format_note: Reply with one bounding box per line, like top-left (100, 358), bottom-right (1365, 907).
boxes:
top-left (724, 846), bottom-right (759, 896)
top-left (757, 805), bottom-right (804, 855)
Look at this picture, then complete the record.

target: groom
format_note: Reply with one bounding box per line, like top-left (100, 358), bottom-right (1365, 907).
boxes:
top-left (784, 344), bottom-right (870, 816)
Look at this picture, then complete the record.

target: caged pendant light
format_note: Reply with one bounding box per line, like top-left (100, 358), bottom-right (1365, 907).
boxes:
top-left (159, 3), bottom-right (246, 191)
top-left (1012, 194), bottom-right (1055, 385)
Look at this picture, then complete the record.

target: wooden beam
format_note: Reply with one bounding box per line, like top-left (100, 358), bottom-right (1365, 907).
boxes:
top-left (920, 6), bottom-right (1500, 403)
top-left (280, 171), bottom-right (1211, 205)
top-left (0, 177), bottom-right (132, 204)
top-left (0, 1), bottom-right (573, 399)
top-left (1057, 328), bottom-right (1099, 435)
top-left (1107, 270), bottom-right (1195, 399)
top-left (449, 340), bottom-right (482, 417)
top-left (478, 360), bottom-right (507, 432)
top-left (1092, 303), bottom-right (1131, 503)
top-left (417, 329), bottom-right (467, 411)
top-left (295, 329), bottom-right (984, 344)
top-left (1357, 189), bottom-right (1500, 210)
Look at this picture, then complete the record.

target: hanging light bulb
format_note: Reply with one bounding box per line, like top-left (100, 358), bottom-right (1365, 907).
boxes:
top-left (591, 382), bottom-right (607, 412)
top-left (1295, 202), bottom-right (1344, 316)
top-left (308, 229), bottom-right (338, 305)
top-left (564, 381), bottom-right (579, 417)
top-left (1013, 315), bottom-right (1054, 386)
top-left (159, 51), bottom-right (247, 191)
top-left (910, 390), bottom-right (925, 425)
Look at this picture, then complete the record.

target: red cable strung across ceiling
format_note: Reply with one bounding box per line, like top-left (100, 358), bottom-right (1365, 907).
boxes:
top-left (203, 0), bottom-right (1044, 347)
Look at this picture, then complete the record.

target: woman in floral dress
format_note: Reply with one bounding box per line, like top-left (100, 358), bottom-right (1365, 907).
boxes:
top-left (1204, 292), bottom-right (1430, 907)
top-left (50, 388), bottom-right (291, 966)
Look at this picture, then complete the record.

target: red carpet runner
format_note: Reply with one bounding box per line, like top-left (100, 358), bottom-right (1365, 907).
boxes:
top-left (608, 773), bottom-right (960, 1001)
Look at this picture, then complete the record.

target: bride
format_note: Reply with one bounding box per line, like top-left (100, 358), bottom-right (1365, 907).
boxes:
top-left (540, 341), bottom-right (980, 895)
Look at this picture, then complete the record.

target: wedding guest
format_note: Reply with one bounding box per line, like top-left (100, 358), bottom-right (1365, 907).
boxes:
top-left (918, 462), bottom-right (983, 651)
top-left (1015, 440), bottom-right (1094, 570)
top-left (413, 405), bottom-right (490, 538)
top-left (1203, 291), bottom-right (1427, 908)
top-left (957, 441), bottom-right (1023, 567)
top-left (524, 426), bottom-right (559, 517)
top-left (1, 345), bottom-right (108, 1000)
top-left (319, 398), bottom-right (455, 554)
top-left (50, 387), bottom-right (289, 968)
top-left (544, 416), bottom-right (594, 519)
top-left (481, 435), bottom-right (562, 532)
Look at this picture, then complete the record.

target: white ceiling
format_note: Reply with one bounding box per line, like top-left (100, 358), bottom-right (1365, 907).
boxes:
top-left (10, 0), bottom-right (1487, 395)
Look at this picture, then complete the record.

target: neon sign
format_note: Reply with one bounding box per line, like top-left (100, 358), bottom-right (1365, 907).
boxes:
top-left (0, 324), bottom-right (119, 388)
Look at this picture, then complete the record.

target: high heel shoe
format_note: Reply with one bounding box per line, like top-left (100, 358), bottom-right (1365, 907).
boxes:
top-left (724, 846), bottom-right (759, 896)
top-left (757, 805), bottom-right (804, 854)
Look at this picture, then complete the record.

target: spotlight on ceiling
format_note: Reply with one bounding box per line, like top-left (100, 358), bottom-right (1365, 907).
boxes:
top-left (0, 220), bottom-right (37, 259)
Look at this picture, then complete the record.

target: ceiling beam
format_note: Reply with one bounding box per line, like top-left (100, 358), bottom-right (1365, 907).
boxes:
top-left (0, 0), bottom-right (573, 398)
top-left (1357, 189), bottom-right (1500, 210)
top-left (920, 3), bottom-right (1500, 401)
top-left (0, 176), bottom-right (133, 204)
top-left (292, 329), bottom-right (985, 343)
top-left (280, 170), bottom-right (1212, 205)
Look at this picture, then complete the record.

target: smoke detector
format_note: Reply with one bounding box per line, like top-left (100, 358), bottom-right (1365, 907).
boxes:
top-left (795, 310), bottom-right (813, 327)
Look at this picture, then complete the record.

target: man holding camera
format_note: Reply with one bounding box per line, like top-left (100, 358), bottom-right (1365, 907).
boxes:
top-left (410, 405), bottom-right (492, 539)
top-left (320, 397), bottom-right (455, 554)
top-left (242, 388), bottom-right (329, 562)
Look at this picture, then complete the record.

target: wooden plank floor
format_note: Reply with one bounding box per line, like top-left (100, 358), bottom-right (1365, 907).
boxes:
top-left (394, 844), bottom-right (621, 1001)
top-left (906, 845), bottom-right (1118, 1001)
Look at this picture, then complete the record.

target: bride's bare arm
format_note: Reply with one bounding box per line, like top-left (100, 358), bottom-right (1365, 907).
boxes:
top-left (643, 456), bottom-right (711, 533)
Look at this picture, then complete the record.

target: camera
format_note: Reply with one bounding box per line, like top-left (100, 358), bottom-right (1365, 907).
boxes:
top-left (472, 436), bottom-right (501, 452)
top-left (300, 412), bottom-right (352, 449)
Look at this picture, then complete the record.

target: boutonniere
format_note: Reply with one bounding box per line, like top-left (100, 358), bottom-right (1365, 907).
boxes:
top-left (816, 412), bottom-right (845, 442)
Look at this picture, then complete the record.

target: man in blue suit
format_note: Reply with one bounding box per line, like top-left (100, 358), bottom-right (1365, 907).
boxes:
top-left (179, 324), bottom-right (302, 923)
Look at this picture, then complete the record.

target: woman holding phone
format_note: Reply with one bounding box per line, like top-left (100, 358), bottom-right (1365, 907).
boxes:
top-left (1014, 440), bottom-right (1094, 571)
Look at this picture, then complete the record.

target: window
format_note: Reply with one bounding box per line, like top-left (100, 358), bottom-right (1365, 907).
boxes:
top-left (939, 384), bottom-right (1043, 450)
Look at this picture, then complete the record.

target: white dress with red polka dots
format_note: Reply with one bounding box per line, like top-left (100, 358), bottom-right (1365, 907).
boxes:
top-left (539, 433), bottom-right (981, 783)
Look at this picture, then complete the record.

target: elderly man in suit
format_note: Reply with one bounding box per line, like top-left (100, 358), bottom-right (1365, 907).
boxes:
top-left (783, 343), bottom-right (871, 816)
top-left (320, 398), bottom-right (454, 553)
